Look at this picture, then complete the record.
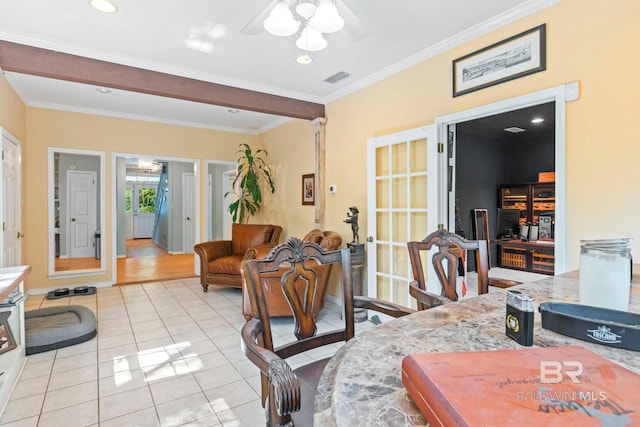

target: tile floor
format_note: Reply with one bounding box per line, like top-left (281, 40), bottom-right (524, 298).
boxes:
top-left (0, 278), bottom-right (372, 427)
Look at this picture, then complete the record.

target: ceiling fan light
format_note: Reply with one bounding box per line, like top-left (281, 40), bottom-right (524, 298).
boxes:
top-left (309, 0), bottom-right (344, 33)
top-left (264, 2), bottom-right (300, 36)
top-left (296, 53), bottom-right (313, 65)
top-left (295, 2), bottom-right (317, 19)
top-left (296, 26), bottom-right (327, 51)
top-left (89, 0), bottom-right (118, 13)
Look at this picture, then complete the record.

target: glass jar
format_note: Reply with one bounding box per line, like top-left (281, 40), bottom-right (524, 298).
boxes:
top-left (579, 238), bottom-right (632, 311)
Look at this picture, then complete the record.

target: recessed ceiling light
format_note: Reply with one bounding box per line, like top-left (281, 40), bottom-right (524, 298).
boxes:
top-left (96, 87), bottom-right (111, 94)
top-left (89, 0), bottom-right (118, 13)
top-left (531, 117), bottom-right (544, 124)
top-left (504, 127), bottom-right (526, 133)
top-left (296, 54), bottom-right (313, 65)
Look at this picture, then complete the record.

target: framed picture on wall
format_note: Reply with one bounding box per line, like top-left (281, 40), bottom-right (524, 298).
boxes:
top-left (453, 24), bottom-right (546, 97)
top-left (302, 174), bottom-right (315, 205)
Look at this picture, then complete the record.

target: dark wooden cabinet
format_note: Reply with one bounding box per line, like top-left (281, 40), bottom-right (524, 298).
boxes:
top-left (495, 239), bottom-right (554, 275)
top-left (499, 182), bottom-right (555, 227)
top-left (498, 182), bottom-right (555, 274)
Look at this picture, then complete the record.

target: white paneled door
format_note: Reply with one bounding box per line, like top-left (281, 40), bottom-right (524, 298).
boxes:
top-left (1, 129), bottom-right (21, 267)
top-left (68, 170), bottom-right (97, 258)
top-left (132, 184), bottom-right (156, 239)
top-left (182, 173), bottom-right (194, 254)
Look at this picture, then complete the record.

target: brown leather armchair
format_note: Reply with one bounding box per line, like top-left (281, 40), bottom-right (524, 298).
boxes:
top-left (194, 223), bottom-right (282, 292)
top-left (242, 229), bottom-right (342, 320)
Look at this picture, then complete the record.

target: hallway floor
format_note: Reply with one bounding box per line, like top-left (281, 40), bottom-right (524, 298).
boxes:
top-left (117, 239), bottom-right (196, 285)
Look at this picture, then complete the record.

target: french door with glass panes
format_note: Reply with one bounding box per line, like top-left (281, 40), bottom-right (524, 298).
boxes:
top-left (366, 125), bottom-right (439, 308)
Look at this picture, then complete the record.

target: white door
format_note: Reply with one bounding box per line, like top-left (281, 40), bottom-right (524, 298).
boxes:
top-left (125, 185), bottom-right (134, 240)
top-left (1, 130), bottom-right (21, 267)
top-left (182, 172), bottom-right (194, 253)
top-left (68, 170), bottom-right (97, 258)
top-left (133, 184), bottom-right (156, 238)
top-left (206, 173), bottom-right (213, 240)
top-left (222, 170), bottom-right (236, 240)
top-left (366, 125), bottom-right (438, 308)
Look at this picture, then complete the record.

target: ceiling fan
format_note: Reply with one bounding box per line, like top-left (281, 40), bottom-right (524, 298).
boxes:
top-left (241, 0), bottom-right (368, 42)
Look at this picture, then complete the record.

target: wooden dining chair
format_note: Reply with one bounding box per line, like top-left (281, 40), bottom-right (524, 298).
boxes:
top-left (407, 229), bottom-right (489, 311)
top-left (472, 208), bottom-right (520, 289)
top-left (241, 236), bottom-right (413, 426)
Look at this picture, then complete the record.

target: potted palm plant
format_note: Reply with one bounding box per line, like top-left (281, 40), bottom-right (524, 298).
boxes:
top-left (226, 143), bottom-right (275, 223)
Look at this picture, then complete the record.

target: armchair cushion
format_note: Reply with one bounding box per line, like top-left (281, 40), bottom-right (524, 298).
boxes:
top-left (208, 255), bottom-right (245, 275)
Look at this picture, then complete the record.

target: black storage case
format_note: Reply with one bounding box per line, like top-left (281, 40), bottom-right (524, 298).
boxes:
top-left (539, 302), bottom-right (640, 352)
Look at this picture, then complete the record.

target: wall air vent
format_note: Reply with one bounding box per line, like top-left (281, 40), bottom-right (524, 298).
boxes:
top-left (324, 71), bottom-right (351, 84)
top-left (504, 127), bottom-right (526, 133)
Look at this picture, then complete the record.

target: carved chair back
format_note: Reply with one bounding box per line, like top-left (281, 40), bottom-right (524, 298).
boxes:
top-left (407, 229), bottom-right (489, 310)
top-left (242, 236), bottom-right (414, 425)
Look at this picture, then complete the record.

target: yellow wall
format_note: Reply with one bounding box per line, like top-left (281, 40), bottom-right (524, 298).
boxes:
top-left (0, 77), bottom-right (26, 142)
top-left (260, 118), bottom-right (317, 237)
top-left (264, 0), bottom-right (640, 279)
top-left (22, 108), bottom-right (259, 291)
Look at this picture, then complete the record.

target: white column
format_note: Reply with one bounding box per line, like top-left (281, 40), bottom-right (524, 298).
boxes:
top-left (311, 117), bottom-right (327, 229)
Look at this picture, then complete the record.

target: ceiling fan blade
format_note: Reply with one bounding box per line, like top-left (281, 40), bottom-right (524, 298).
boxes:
top-left (241, 0), bottom-right (295, 35)
top-left (336, 0), bottom-right (368, 41)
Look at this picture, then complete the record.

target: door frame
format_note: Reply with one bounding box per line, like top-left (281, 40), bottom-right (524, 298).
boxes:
top-left (112, 152), bottom-right (200, 283)
top-left (435, 83), bottom-right (573, 274)
top-left (48, 147), bottom-right (106, 278)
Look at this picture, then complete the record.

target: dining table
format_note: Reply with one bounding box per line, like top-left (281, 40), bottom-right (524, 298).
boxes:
top-left (313, 268), bottom-right (640, 426)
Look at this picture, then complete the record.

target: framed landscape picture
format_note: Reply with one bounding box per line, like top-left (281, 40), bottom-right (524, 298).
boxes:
top-left (453, 24), bottom-right (546, 97)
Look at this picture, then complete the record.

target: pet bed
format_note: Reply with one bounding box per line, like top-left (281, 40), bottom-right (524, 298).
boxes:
top-left (25, 305), bottom-right (97, 355)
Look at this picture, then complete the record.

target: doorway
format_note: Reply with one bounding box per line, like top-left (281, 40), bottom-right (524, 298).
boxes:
top-left (114, 154), bottom-right (199, 284)
top-left (437, 84), bottom-right (568, 274)
top-left (126, 183), bottom-right (157, 239)
top-left (453, 102), bottom-right (555, 272)
top-left (203, 161), bottom-right (237, 241)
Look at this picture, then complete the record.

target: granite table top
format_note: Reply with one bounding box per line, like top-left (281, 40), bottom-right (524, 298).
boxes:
top-left (314, 269), bottom-right (640, 427)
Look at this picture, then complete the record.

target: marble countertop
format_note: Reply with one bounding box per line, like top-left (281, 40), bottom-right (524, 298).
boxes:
top-left (314, 270), bottom-right (640, 427)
